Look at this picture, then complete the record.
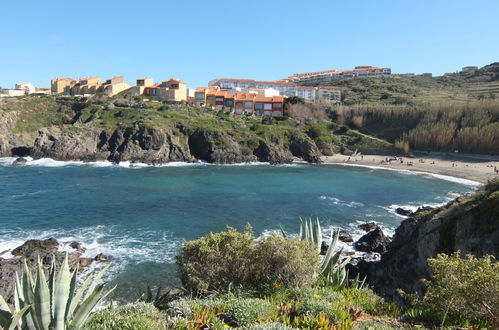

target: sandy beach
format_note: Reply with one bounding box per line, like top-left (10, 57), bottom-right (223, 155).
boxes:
top-left (320, 153), bottom-right (499, 184)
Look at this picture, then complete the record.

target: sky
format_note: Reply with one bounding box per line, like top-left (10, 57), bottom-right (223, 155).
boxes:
top-left (1, 0), bottom-right (498, 89)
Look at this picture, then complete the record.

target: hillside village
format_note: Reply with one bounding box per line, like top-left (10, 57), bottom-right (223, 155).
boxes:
top-left (0, 64), bottom-right (491, 118)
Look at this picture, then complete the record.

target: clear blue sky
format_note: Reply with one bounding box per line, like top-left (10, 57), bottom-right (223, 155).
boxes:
top-left (1, 0), bottom-right (498, 89)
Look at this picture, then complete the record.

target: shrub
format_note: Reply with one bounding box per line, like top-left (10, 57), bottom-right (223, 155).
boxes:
top-left (254, 235), bottom-right (320, 288)
top-left (297, 297), bottom-right (349, 324)
top-left (176, 226), bottom-right (256, 294)
top-left (227, 298), bottom-right (278, 327)
top-left (166, 297), bottom-right (228, 318)
top-left (176, 228), bottom-right (320, 294)
top-left (86, 302), bottom-right (167, 330)
top-left (401, 252), bottom-right (499, 327)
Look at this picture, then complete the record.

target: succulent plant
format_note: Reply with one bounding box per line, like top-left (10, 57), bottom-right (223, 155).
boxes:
top-left (0, 253), bottom-right (114, 330)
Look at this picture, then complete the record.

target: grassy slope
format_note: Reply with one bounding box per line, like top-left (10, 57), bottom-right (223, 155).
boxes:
top-left (0, 95), bottom-right (391, 155)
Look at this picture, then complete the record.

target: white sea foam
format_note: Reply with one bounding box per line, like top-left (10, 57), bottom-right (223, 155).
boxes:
top-left (0, 226), bottom-right (183, 282)
top-left (326, 162), bottom-right (482, 187)
top-left (319, 195), bottom-right (364, 208)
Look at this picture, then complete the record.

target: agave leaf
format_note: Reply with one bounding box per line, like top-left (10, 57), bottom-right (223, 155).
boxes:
top-left (279, 225), bottom-right (287, 238)
top-left (0, 295), bottom-right (10, 313)
top-left (53, 253), bottom-right (72, 330)
top-left (48, 256), bottom-right (56, 319)
top-left (67, 270), bottom-right (93, 320)
top-left (146, 285), bottom-right (153, 302)
top-left (155, 286), bottom-right (162, 302)
top-left (63, 268), bottom-right (78, 324)
top-left (71, 284), bottom-right (115, 329)
top-left (298, 217), bottom-right (303, 239)
top-left (34, 257), bottom-right (52, 329)
top-left (8, 305), bottom-right (31, 330)
top-left (84, 263), bottom-right (112, 301)
top-left (315, 217), bottom-right (322, 253)
top-left (21, 263), bottom-right (39, 330)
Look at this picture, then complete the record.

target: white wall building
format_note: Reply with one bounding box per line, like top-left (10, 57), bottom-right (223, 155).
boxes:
top-left (15, 82), bottom-right (36, 94)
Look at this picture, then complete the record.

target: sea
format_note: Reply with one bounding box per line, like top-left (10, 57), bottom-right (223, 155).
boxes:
top-left (0, 157), bottom-right (479, 300)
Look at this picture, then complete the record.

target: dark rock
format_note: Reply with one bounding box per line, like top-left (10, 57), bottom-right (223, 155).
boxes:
top-left (254, 140), bottom-right (293, 164)
top-left (348, 185), bottom-right (499, 305)
top-left (358, 222), bottom-right (377, 232)
top-left (320, 241), bottom-right (329, 255)
top-left (94, 253), bottom-right (109, 262)
top-left (11, 146), bottom-right (31, 157)
top-left (339, 231), bottom-right (354, 243)
top-left (12, 238), bottom-right (59, 257)
top-left (68, 241), bottom-right (86, 252)
top-left (395, 207), bottom-right (413, 217)
top-left (11, 157), bottom-right (27, 166)
top-left (78, 257), bottom-right (94, 268)
top-left (289, 135), bottom-right (322, 163)
top-left (354, 226), bottom-right (391, 254)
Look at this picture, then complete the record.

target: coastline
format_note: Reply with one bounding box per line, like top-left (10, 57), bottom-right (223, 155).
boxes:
top-left (320, 154), bottom-right (499, 184)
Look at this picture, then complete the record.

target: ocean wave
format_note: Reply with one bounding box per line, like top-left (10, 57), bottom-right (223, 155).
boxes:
top-left (0, 225), bottom-right (183, 281)
top-left (319, 195), bottom-right (365, 208)
top-left (381, 201), bottom-right (448, 218)
top-left (326, 162), bottom-right (482, 187)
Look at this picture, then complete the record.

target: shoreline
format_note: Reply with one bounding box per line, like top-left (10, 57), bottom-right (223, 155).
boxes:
top-left (320, 154), bottom-right (499, 184)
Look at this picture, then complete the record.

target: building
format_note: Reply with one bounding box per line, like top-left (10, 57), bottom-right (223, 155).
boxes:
top-left (461, 66), bottom-right (478, 72)
top-left (288, 66), bottom-right (391, 83)
top-left (51, 78), bottom-right (73, 95)
top-left (316, 86), bottom-right (341, 103)
top-left (35, 87), bottom-right (51, 95)
top-left (142, 78), bottom-right (188, 101)
top-left (100, 76), bottom-right (131, 96)
top-left (194, 86), bottom-right (285, 116)
top-left (419, 73), bottom-right (433, 77)
top-left (65, 77), bottom-right (102, 95)
top-left (131, 78), bottom-right (154, 96)
top-left (294, 86), bottom-right (317, 101)
top-left (15, 82), bottom-right (36, 94)
top-left (0, 89), bottom-right (26, 97)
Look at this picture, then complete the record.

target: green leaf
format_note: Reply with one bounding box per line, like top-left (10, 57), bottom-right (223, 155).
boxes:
top-left (64, 268), bottom-right (78, 323)
top-left (67, 271), bottom-right (92, 320)
top-left (8, 305), bottom-right (31, 330)
top-left (48, 256), bottom-right (56, 319)
top-left (0, 295), bottom-right (11, 313)
top-left (53, 253), bottom-right (72, 330)
top-left (84, 263), bottom-right (112, 301)
top-left (34, 257), bottom-right (52, 329)
top-left (71, 284), bottom-right (115, 329)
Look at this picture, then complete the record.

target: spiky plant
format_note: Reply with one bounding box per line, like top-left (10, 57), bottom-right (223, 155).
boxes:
top-left (283, 218), bottom-right (352, 288)
top-left (0, 295), bottom-right (30, 330)
top-left (0, 253), bottom-right (114, 330)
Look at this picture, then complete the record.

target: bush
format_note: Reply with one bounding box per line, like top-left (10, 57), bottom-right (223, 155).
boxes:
top-left (86, 302), bottom-right (167, 330)
top-left (227, 298), bottom-right (278, 327)
top-left (402, 252), bottom-right (499, 328)
top-left (254, 235), bottom-right (320, 288)
top-left (166, 297), bottom-right (228, 318)
top-left (176, 228), bottom-right (320, 294)
top-left (297, 297), bottom-right (349, 324)
top-left (176, 226), bottom-right (256, 294)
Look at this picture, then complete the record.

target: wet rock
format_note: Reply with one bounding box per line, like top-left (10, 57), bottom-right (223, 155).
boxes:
top-left (94, 253), bottom-right (109, 262)
top-left (12, 238), bottom-right (59, 257)
top-left (254, 140), bottom-right (293, 164)
top-left (354, 226), bottom-right (391, 254)
top-left (78, 257), bottom-right (94, 268)
top-left (68, 241), bottom-right (86, 253)
top-left (358, 222), bottom-right (378, 232)
top-left (11, 157), bottom-right (27, 166)
top-left (395, 208), bottom-right (413, 217)
top-left (289, 135), bottom-right (322, 163)
top-left (339, 231), bottom-right (354, 243)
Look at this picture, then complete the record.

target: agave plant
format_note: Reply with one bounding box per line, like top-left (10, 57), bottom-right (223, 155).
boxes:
top-left (0, 295), bottom-right (30, 330)
top-left (0, 253), bottom-right (114, 330)
top-left (281, 218), bottom-right (354, 288)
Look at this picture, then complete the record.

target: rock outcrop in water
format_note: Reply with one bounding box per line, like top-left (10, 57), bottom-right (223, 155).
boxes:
top-left (348, 180), bottom-right (499, 305)
top-left (0, 238), bottom-right (105, 304)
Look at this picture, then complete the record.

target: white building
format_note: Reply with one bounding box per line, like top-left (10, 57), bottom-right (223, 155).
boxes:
top-left (15, 82), bottom-right (36, 94)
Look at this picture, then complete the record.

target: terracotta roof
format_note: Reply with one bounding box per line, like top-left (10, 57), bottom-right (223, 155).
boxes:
top-left (255, 81), bottom-right (296, 86)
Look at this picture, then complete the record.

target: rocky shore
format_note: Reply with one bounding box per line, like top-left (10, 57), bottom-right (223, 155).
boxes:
top-left (0, 238), bottom-right (108, 304)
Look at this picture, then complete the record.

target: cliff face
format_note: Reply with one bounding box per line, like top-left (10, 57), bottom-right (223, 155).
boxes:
top-left (351, 181), bottom-right (499, 304)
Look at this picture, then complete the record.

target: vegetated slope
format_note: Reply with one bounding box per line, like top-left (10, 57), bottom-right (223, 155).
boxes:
top-left (303, 62), bottom-right (499, 105)
top-left (351, 179), bottom-right (499, 304)
top-left (0, 95), bottom-right (390, 164)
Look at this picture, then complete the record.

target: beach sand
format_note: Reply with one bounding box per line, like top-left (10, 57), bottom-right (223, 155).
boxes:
top-left (320, 153), bottom-right (499, 184)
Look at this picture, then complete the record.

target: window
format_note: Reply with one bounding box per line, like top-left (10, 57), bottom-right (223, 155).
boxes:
top-left (273, 103), bottom-right (282, 108)
top-left (255, 110), bottom-right (263, 116)
top-left (195, 93), bottom-right (204, 99)
top-left (264, 103), bottom-right (272, 110)
top-left (254, 103), bottom-right (264, 109)
top-left (216, 97), bottom-right (224, 102)
top-left (207, 96), bottom-right (215, 101)
top-left (244, 102), bottom-right (253, 108)
top-left (225, 100), bottom-right (234, 106)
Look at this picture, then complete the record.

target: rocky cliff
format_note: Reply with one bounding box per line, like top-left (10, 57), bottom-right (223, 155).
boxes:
top-left (349, 180), bottom-right (499, 305)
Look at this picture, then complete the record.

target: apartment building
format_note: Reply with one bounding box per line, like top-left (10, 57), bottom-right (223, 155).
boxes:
top-left (194, 86), bottom-right (285, 116)
top-left (51, 78), bottom-right (73, 95)
top-left (316, 86), bottom-right (341, 103)
top-left (143, 78), bottom-right (188, 101)
top-left (461, 66), bottom-right (478, 72)
top-left (289, 66), bottom-right (391, 83)
top-left (15, 82), bottom-right (36, 94)
top-left (100, 76), bottom-right (131, 96)
top-left (131, 78), bottom-right (154, 96)
top-left (64, 77), bottom-right (102, 95)
top-left (0, 82), bottom-right (37, 97)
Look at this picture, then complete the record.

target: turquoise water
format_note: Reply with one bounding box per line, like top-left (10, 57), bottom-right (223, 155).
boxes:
top-left (0, 159), bottom-right (477, 298)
